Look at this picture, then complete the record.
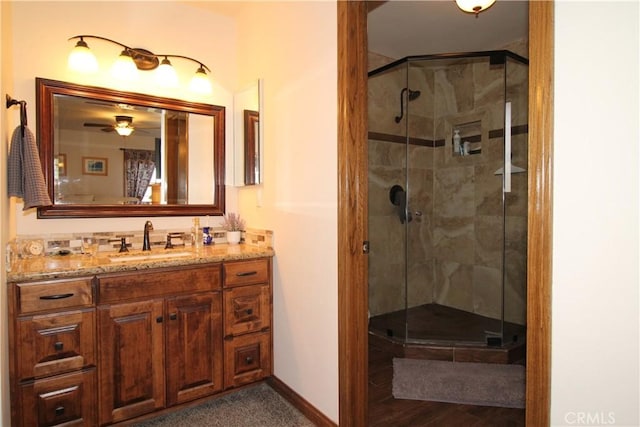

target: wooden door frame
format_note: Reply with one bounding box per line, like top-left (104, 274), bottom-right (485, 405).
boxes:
top-left (337, 1), bottom-right (553, 426)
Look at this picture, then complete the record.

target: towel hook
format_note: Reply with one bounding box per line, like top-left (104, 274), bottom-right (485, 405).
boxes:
top-left (6, 94), bottom-right (28, 136)
top-left (6, 94), bottom-right (21, 109)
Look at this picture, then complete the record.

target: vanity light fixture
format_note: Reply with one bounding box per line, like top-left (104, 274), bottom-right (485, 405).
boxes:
top-left (455, 0), bottom-right (496, 16)
top-left (67, 35), bottom-right (212, 94)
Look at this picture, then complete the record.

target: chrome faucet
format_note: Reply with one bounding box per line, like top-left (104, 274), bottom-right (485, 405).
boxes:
top-left (143, 220), bottom-right (154, 251)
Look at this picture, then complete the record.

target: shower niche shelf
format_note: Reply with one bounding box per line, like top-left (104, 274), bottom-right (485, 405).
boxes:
top-left (452, 120), bottom-right (482, 157)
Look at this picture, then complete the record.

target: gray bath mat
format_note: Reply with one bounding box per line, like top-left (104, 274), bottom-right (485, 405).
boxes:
top-left (392, 358), bottom-right (525, 408)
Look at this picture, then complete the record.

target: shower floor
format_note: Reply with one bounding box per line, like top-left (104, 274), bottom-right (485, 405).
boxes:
top-left (369, 303), bottom-right (526, 364)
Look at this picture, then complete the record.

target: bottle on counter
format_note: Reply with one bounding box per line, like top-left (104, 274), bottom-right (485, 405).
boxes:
top-left (453, 129), bottom-right (461, 155)
top-left (191, 217), bottom-right (202, 248)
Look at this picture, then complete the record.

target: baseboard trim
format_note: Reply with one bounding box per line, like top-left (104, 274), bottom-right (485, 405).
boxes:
top-left (267, 376), bottom-right (337, 427)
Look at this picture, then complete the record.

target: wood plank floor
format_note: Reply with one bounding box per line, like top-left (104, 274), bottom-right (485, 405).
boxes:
top-left (368, 335), bottom-right (525, 426)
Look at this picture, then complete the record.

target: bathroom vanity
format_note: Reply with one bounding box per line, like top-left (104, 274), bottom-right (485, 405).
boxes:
top-left (7, 246), bottom-right (273, 426)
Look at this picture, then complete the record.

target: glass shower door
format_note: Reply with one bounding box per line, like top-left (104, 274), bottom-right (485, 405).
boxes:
top-left (405, 55), bottom-right (510, 345)
top-left (367, 61), bottom-right (410, 342)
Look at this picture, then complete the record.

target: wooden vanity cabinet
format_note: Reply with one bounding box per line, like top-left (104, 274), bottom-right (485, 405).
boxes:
top-left (9, 256), bottom-right (272, 426)
top-left (97, 265), bottom-right (223, 425)
top-left (8, 276), bottom-right (97, 427)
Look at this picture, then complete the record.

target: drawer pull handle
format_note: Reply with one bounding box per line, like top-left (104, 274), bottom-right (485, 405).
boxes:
top-left (236, 271), bottom-right (257, 277)
top-left (245, 308), bottom-right (253, 315)
top-left (245, 356), bottom-right (254, 364)
top-left (54, 342), bottom-right (64, 351)
top-left (55, 406), bottom-right (65, 416)
top-left (40, 293), bottom-right (74, 300)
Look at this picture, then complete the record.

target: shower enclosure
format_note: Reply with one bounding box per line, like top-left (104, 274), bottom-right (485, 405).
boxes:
top-left (368, 51), bottom-right (528, 348)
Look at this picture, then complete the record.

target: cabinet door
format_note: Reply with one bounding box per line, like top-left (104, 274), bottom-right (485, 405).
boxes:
top-left (166, 292), bottom-right (223, 406)
top-left (98, 300), bottom-right (165, 425)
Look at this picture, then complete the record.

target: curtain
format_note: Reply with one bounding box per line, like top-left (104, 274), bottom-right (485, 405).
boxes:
top-left (123, 149), bottom-right (156, 200)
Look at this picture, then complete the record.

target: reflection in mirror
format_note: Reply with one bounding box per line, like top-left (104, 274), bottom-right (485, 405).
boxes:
top-left (233, 80), bottom-right (262, 186)
top-left (36, 78), bottom-right (225, 218)
top-left (244, 109), bottom-right (259, 185)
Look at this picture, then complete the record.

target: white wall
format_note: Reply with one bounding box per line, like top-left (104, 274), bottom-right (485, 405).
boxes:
top-left (8, 1), bottom-right (238, 237)
top-left (234, 2), bottom-right (339, 422)
top-left (1, 2), bottom-right (14, 424)
top-left (552, 2), bottom-right (639, 426)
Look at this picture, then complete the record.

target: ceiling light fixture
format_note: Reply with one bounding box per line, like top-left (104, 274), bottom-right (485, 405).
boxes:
top-left (67, 35), bottom-right (213, 94)
top-left (455, 0), bottom-right (496, 16)
top-left (114, 115), bottom-right (134, 137)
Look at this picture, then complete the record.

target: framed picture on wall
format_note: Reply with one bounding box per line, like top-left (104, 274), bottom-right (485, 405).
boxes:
top-left (82, 157), bottom-right (108, 176)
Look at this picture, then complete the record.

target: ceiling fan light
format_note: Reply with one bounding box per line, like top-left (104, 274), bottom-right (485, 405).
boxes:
top-left (455, 0), bottom-right (496, 14)
top-left (68, 39), bottom-right (98, 73)
top-left (189, 66), bottom-right (212, 94)
top-left (155, 57), bottom-right (179, 88)
top-left (115, 126), bottom-right (134, 137)
top-left (111, 50), bottom-right (139, 81)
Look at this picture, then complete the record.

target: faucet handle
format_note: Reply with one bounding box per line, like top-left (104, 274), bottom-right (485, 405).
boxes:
top-left (119, 237), bottom-right (129, 253)
top-left (165, 234), bottom-right (174, 249)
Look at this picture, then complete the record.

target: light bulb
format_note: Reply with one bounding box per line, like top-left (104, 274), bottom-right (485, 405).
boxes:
top-left (189, 66), bottom-right (212, 94)
top-left (68, 39), bottom-right (98, 73)
top-left (111, 50), bottom-right (139, 81)
top-left (155, 57), bottom-right (179, 88)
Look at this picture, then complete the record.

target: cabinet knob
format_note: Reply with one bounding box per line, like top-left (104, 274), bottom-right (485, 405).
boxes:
top-left (55, 406), bottom-right (65, 416)
top-left (156, 316), bottom-right (163, 323)
top-left (245, 308), bottom-right (253, 315)
top-left (169, 313), bottom-right (177, 321)
top-left (54, 342), bottom-right (64, 351)
top-left (245, 356), bottom-right (254, 365)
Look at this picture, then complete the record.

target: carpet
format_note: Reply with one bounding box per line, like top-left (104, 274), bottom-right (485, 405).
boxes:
top-left (133, 382), bottom-right (315, 426)
top-left (392, 358), bottom-right (525, 408)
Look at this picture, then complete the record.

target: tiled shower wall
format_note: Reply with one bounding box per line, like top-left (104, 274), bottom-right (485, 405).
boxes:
top-left (368, 47), bottom-right (528, 325)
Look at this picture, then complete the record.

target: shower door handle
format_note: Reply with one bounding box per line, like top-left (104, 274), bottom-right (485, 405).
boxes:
top-left (504, 101), bottom-right (512, 193)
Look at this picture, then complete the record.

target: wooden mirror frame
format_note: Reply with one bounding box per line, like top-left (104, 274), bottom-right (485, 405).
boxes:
top-left (35, 78), bottom-right (225, 218)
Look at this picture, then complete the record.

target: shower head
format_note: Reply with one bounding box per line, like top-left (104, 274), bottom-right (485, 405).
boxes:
top-left (394, 88), bottom-right (421, 123)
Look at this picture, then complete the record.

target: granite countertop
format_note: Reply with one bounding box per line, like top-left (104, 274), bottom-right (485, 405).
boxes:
top-left (7, 244), bottom-right (275, 283)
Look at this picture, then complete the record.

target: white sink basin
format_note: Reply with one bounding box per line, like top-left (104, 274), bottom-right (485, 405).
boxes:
top-left (108, 251), bottom-right (192, 263)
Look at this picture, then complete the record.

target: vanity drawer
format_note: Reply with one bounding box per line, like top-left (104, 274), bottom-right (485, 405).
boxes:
top-left (98, 264), bottom-right (221, 303)
top-left (17, 278), bottom-right (93, 315)
top-left (16, 308), bottom-right (95, 381)
top-left (223, 259), bottom-right (269, 288)
top-left (224, 284), bottom-right (270, 337)
top-left (19, 368), bottom-right (96, 427)
top-left (224, 332), bottom-right (271, 388)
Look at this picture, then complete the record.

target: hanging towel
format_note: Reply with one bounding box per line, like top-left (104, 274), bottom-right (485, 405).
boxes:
top-left (7, 125), bottom-right (52, 210)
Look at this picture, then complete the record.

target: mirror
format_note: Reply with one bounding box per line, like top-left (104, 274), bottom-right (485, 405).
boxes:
top-left (36, 78), bottom-right (225, 218)
top-left (233, 80), bottom-right (262, 186)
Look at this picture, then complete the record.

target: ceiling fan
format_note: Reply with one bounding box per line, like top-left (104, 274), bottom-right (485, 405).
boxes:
top-left (84, 115), bottom-right (138, 136)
